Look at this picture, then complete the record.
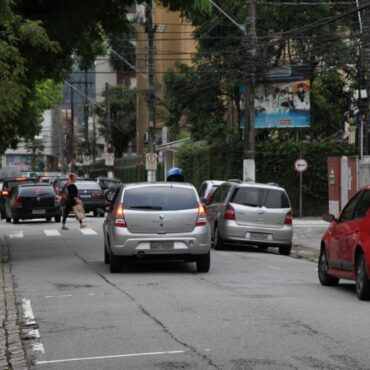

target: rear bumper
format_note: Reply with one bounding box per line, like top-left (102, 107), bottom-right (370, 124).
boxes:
top-left (81, 200), bottom-right (107, 212)
top-left (220, 220), bottom-right (293, 246)
top-left (12, 206), bottom-right (60, 220)
top-left (108, 225), bottom-right (211, 257)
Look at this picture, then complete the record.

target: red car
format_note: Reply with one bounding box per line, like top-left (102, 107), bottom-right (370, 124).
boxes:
top-left (319, 185), bottom-right (370, 300)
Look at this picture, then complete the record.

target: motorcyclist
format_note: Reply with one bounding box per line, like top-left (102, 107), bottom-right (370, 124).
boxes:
top-left (166, 167), bottom-right (184, 182)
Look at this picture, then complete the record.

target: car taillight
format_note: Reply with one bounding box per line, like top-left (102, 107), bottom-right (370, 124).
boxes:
top-left (114, 204), bottom-right (127, 227)
top-left (224, 204), bottom-right (235, 220)
top-left (205, 194), bottom-right (212, 203)
top-left (284, 210), bottom-right (293, 225)
top-left (15, 196), bottom-right (22, 206)
top-left (92, 192), bottom-right (105, 199)
top-left (2, 190), bottom-right (9, 197)
top-left (56, 186), bottom-right (60, 194)
top-left (196, 203), bottom-right (207, 226)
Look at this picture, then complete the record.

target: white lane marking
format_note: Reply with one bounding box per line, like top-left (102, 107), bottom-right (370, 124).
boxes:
top-left (80, 228), bottom-right (98, 235)
top-left (32, 343), bottom-right (45, 353)
top-left (22, 298), bottom-right (36, 326)
top-left (22, 298), bottom-right (45, 354)
top-left (44, 229), bottom-right (61, 237)
top-left (88, 292), bottom-right (95, 296)
top-left (59, 294), bottom-right (72, 298)
top-left (9, 231), bottom-right (24, 238)
top-left (36, 350), bottom-right (185, 365)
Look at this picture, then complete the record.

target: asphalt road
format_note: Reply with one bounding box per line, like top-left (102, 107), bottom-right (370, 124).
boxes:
top-left (1, 217), bottom-right (369, 370)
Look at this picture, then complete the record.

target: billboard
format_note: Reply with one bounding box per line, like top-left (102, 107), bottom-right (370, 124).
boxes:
top-left (240, 79), bottom-right (311, 128)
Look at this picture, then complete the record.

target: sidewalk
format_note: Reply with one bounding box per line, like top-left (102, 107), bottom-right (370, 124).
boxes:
top-left (0, 237), bottom-right (28, 369)
top-left (291, 217), bottom-right (328, 262)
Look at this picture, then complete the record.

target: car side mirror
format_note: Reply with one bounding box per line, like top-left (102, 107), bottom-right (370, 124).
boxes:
top-left (322, 213), bottom-right (336, 223)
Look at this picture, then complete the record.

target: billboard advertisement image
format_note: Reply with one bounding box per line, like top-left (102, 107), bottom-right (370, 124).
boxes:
top-left (240, 79), bottom-right (311, 128)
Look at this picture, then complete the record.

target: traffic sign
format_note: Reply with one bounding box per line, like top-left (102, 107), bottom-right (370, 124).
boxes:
top-left (105, 152), bottom-right (115, 166)
top-left (146, 153), bottom-right (158, 171)
top-left (294, 158), bottom-right (308, 172)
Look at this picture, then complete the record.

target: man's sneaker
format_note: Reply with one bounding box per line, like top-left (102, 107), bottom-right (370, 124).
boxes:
top-left (61, 225), bottom-right (69, 230)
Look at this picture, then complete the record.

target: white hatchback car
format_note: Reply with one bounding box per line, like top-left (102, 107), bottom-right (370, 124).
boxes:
top-left (103, 182), bottom-right (211, 273)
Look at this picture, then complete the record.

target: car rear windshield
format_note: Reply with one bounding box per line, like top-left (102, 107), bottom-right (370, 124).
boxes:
top-left (19, 186), bottom-right (55, 196)
top-left (5, 180), bottom-right (34, 190)
top-left (231, 187), bottom-right (290, 209)
top-left (76, 182), bottom-right (102, 190)
top-left (124, 186), bottom-right (198, 211)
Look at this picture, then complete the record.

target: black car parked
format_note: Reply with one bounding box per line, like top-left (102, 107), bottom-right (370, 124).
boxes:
top-left (5, 184), bottom-right (61, 224)
top-left (0, 177), bottom-right (35, 219)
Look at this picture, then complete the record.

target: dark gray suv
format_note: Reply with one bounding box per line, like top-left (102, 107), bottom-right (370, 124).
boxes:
top-left (206, 182), bottom-right (293, 255)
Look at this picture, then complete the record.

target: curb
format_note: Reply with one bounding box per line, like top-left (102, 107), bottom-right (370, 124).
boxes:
top-left (0, 237), bottom-right (29, 370)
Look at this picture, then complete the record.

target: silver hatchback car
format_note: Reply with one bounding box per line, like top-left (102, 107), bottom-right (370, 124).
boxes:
top-left (206, 182), bottom-right (293, 255)
top-left (103, 182), bottom-right (211, 273)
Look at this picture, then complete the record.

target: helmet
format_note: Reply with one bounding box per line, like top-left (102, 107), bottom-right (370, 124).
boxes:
top-left (166, 167), bottom-right (184, 182)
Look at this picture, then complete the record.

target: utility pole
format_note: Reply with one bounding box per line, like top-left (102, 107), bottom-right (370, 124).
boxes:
top-left (105, 83), bottom-right (112, 150)
top-left (146, 0), bottom-right (157, 182)
top-left (243, 0), bottom-right (257, 182)
top-left (70, 85), bottom-right (75, 172)
top-left (84, 69), bottom-right (91, 158)
top-left (359, 0), bottom-right (370, 155)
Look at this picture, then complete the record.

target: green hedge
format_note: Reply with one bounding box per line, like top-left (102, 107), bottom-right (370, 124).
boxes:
top-left (177, 140), bottom-right (357, 217)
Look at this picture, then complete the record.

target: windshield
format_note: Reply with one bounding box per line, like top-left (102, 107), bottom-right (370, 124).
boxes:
top-left (124, 186), bottom-right (198, 211)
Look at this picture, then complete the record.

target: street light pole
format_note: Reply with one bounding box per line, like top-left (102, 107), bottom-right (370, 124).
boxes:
top-left (146, 0), bottom-right (157, 182)
top-left (243, 0), bottom-right (257, 182)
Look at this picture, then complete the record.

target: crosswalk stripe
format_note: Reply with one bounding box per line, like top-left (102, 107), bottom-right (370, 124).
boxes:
top-left (44, 230), bottom-right (61, 237)
top-left (9, 231), bottom-right (24, 238)
top-left (80, 228), bottom-right (98, 235)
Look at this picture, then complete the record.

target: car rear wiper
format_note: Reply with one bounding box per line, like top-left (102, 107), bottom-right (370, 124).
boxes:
top-left (129, 206), bottom-right (163, 210)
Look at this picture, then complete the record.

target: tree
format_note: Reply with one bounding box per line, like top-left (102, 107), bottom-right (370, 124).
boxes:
top-left (162, 0), bottom-right (358, 143)
top-left (96, 85), bottom-right (136, 157)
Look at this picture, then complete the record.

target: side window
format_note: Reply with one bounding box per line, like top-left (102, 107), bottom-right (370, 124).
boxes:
top-left (198, 183), bottom-right (207, 198)
top-left (353, 190), bottom-right (370, 220)
top-left (210, 184), bottom-right (229, 204)
top-left (339, 191), bottom-right (363, 222)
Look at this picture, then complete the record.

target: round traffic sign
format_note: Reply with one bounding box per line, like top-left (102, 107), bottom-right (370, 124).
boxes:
top-left (294, 158), bottom-right (308, 172)
top-left (146, 153), bottom-right (157, 163)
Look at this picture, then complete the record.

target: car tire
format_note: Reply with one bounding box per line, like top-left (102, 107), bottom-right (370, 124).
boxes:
top-left (55, 215), bottom-right (61, 223)
top-left (0, 211), bottom-right (5, 220)
top-left (279, 244), bottom-right (291, 256)
top-left (109, 250), bottom-right (121, 273)
top-left (258, 246), bottom-right (268, 252)
top-left (104, 243), bottom-right (110, 264)
top-left (12, 218), bottom-right (19, 224)
top-left (318, 247), bottom-right (339, 286)
top-left (213, 225), bottom-right (224, 250)
top-left (356, 254), bottom-right (370, 300)
top-left (5, 216), bottom-right (11, 223)
top-left (93, 210), bottom-right (99, 217)
top-left (46, 217), bottom-right (51, 222)
top-left (196, 252), bottom-right (210, 273)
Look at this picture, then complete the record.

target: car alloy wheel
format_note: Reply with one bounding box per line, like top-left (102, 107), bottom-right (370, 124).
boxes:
top-left (318, 247), bottom-right (339, 286)
top-left (356, 255), bottom-right (370, 300)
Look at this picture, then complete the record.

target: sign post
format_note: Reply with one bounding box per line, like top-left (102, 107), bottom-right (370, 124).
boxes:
top-left (146, 153), bottom-right (157, 183)
top-left (294, 158), bottom-right (308, 218)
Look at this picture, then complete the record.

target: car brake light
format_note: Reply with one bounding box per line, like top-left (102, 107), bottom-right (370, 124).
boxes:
top-left (196, 203), bottom-right (207, 226)
top-left (224, 204), bottom-right (235, 220)
top-left (2, 190), bottom-right (9, 197)
top-left (205, 194), bottom-right (212, 203)
top-left (15, 196), bottom-right (22, 206)
top-left (284, 210), bottom-right (293, 225)
top-left (114, 204), bottom-right (127, 227)
top-left (92, 192), bottom-right (105, 199)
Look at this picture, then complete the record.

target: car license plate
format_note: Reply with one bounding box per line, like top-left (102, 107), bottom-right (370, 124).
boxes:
top-left (150, 242), bottom-right (174, 250)
top-left (249, 233), bottom-right (268, 240)
top-left (80, 194), bottom-right (91, 199)
top-left (32, 209), bottom-right (46, 215)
